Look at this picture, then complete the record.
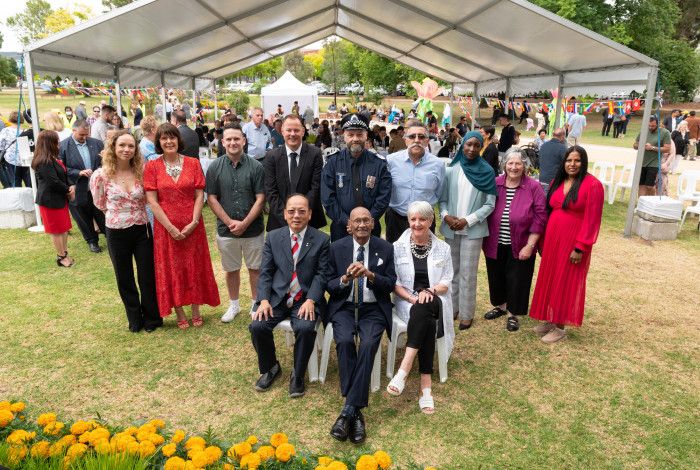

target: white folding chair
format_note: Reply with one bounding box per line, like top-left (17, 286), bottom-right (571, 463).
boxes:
top-left (592, 161), bottom-right (615, 204)
top-left (385, 312), bottom-right (448, 383)
top-left (273, 319), bottom-right (321, 382)
top-left (611, 163), bottom-right (634, 204)
top-left (677, 172), bottom-right (700, 204)
top-left (680, 200), bottom-right (700, 234)
top-left (318, 323), bottom-right (381, 392)
top-left (429, 140), bottom-right (443, 155)
top-left (198, 147), bottom-right (210, 159)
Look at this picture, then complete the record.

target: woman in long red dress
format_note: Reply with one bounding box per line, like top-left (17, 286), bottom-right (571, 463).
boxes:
top-left (144, 123), bottom-right (219, 328)
top-left (529, 146), bottom-right (604, 343)
top-left (32, 130), bottom-right (76, 267)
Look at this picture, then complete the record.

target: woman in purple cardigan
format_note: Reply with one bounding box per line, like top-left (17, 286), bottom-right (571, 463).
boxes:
top-left (482, 148), bottom-right (547, 332)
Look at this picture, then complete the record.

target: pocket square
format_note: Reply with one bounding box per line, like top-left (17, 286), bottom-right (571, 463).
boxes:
top-left (376, 257), bottom-right (383, 266)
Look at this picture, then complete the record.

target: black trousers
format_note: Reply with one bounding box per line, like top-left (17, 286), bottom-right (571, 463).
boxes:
top-left (406, 296), bottom-right (441, 375)
top-left (485, 243), bottom-right (536, 316)
top-left (613, 122), bottom-right (624, 138)
top-left (69, 193), bottom-right (106, 244)
top-left (385, 207), bottom-right (436, 244)
top-left (330, 219), bottom-right (381, 242)
top-left (601, 119), bottom-right (613, 136)
top-left (106, 224), bottom-right (161, 331)
top-left (6, 163), bottom-right (32, 188)
top-left (249, 302), bottom-right (317, 378)
top-left (331, 303), bottom-right (386, 408)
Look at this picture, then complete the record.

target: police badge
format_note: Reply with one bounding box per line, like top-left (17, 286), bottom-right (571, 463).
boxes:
top-left (336, 172), bottom-right (345, 188)
top-left (366, 175), bottom-right (376, 189)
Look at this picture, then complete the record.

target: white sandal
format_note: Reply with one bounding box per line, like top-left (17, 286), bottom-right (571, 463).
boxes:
top-left (386, 370), bottom-right (407, 396)
top-left (419, 388), bottom-right (435, 414)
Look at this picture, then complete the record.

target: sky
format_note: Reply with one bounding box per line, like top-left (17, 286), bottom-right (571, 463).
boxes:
top-left (1, 0), bottom-right (105, 52)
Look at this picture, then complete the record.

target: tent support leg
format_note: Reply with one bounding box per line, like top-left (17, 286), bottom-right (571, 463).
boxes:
top-left (23, 52), bottom-right (43, 232)
top-left (553, 74), bottom-right (563, 128)
top-left (623, 66), bottom-right (658, 237)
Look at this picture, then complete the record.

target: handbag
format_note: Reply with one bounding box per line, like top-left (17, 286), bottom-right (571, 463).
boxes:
top-left (0, 138), bottom-right (17, 164)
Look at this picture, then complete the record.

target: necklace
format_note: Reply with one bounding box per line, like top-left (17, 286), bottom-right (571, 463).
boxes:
top-left (164, 156), bottom-right (183, 178)
top-left (410, 236), bottom-right (432, 259)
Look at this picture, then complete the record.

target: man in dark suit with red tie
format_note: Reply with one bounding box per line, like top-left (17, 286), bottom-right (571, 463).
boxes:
top-left (249, 194), bottom-right (330, 398)
top-left (263, 115), bottom-right (326, 231)
top-left (326, 207), bottom-right (396, 444)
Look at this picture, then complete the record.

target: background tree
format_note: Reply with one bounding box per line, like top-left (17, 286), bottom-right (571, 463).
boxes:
top-left (6, 0), bottom-right (52, 46)
top-left (102, 0), bottom-right (134, 9)
top-left (44, 9), bottom-right (76, 36)
top-left (282, 50), bottom-right (314, 82)
top-left (303, 51), bottom-right (324, 80)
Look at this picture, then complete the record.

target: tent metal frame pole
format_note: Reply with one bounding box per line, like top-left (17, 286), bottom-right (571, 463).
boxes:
top-left (213, 81), bottom-right (219, 121)
top-left (114, 66), bottom-right (122, 123)
top-left (449, 83), bottom-right (455, 127)
top-left (623, 66), bottom-right (658, 237)
top-left (160, 73), bottom-right (167, 122)
top-left (505, 78), bottom-right (511, 120)
top-left (553, 74), bottom-right (563, 128)
top-left (191, 77), bottom-right (197, 129)
top-left (472, 83), bottom-right (479, 130)
top-left (23, 51), bottom-right (44, 231)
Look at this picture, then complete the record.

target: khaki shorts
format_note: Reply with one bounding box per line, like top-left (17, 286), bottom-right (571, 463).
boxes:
top-left (567, 135), bottom-right (580, 147)
top-left (216, 233), bottom-right (263, 272)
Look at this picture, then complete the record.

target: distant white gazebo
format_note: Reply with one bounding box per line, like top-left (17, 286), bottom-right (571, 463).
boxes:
top-left (261, 71), bottom-right (319, 120)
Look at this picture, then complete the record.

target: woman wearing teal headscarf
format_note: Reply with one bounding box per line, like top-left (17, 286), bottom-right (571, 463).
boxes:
top-left (438, 131), bottom-right (496, 330)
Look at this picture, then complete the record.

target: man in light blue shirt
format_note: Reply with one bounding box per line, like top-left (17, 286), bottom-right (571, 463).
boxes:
top-left (242, 107), bottom-right (272, 161)
top-left (385, 119), bottom-right (445, 242)
top-left (566, 113), bottom-right (587, 146)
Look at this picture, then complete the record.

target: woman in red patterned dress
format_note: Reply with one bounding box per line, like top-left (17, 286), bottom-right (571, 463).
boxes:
top-left (529, 146), bottom-right (604, 343)
top-left (144, 123), bottom-right (219, 328)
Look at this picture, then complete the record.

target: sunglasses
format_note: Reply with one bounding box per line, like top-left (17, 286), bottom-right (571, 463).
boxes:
top-left (405, 134), bottom-right (427, 140)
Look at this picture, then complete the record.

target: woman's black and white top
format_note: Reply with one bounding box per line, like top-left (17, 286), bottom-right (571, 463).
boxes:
top-left (498, 187), bottom-right (517, 245)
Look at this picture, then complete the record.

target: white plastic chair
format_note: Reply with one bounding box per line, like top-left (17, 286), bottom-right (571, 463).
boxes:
top-left (611, 163), bottom-right (634, 204)
top-left (385, 312), bottom-right (448, 383)
top-left (677, 172), bottom-right (700, 204)
top-left (429, 140), bottom-right (443, 155)
top-left (198, 147), bottom-right (210, 159)
top-left (322, 147), bottom-right (340, 165)
top-left (680, 200), bottom-right (700, 233)
top-left (592, 161), bottom-right (615, 204)
top-left (273, 319), bottom-right (321, 382)
top-left (318, 323), bottom-right (381, 392)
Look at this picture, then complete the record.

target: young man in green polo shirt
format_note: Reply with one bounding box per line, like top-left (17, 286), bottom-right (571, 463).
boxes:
top-left (206, 124), bottom-right (266, 321)
top-left (633, 116), bottom-right (671, 197)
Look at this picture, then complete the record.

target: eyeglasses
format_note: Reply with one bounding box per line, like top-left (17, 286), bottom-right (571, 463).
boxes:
top-left (405, 134), bottom-right (427, 140)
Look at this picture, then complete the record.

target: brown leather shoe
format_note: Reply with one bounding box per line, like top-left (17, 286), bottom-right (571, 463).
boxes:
top-left (541, 327), bottom-right (567, 344)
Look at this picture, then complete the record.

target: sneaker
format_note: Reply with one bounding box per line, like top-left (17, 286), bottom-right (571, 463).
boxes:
top-left (533, 322), bottom-right (555, 336)
top-left (221, 302), bottom-right (240, 323)
top-left (541, 327), bottom-right (567, 344)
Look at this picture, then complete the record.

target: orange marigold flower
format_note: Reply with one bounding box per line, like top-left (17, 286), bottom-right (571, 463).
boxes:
top-left (37, 413), bottom-right (57, 427)
top-left (9, 402), bottom-right (25, 413)
top-left (70, 420), bottom-right (91, 435)
top-left (164, 456), bottom-right (187, 470)
top-left (184, 436), bottom-right (206, 451)
top-left (256, 445), bottom-right (275, 461)
top-left (269, 432), bottom-right (288, 448)
top-left (162, 443), bottom-right (177, 457)
top-left (30, 440), bottom-right (51, 459)
top-left (275, 442), bottom-right (295, 462)
top-left (246, 435), bottom-right (258, 445)
top-left (356, 455), bottom-right (379, 470)
top-left (172, 429), bottom-right (186, 444)
top-left (0, 409), bottom-right (14, 427)
top-left (374, 450), bottom-right (392, 469)
top-left (241, 451), bottom-right (261, 469)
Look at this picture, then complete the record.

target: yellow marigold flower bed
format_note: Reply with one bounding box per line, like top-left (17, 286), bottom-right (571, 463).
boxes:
top-left (0, 400), bottom-right (436, 469)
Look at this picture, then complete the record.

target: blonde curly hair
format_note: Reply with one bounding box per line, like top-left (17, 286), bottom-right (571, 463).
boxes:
top-left (101, 130), bottom-right (144, 181)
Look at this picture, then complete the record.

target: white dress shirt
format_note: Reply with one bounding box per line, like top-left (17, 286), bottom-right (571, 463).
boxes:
top-left (286, 144), bottom-right (302, 181)
top-left (340, 239), bottom-right (377, 303)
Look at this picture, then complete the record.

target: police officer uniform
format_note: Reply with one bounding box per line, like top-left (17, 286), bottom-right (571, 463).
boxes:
top-left (320, 114), bottom-right (392, 242)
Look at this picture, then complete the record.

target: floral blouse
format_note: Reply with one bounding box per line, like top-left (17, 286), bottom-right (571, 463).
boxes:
top-left (89, 168), bottom-right (149, 229)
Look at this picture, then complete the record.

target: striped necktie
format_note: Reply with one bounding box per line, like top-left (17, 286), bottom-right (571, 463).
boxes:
top-left (356, 245), bottom-right (365, 305)
top-left (287, 233), bottom-right (302, 307)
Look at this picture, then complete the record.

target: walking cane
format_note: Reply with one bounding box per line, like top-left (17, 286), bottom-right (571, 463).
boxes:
top-left (353, 278), bottom-right (360, 348)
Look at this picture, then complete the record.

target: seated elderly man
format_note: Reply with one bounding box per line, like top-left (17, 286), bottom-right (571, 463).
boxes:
top-left (249, 194), bottom-right (330, 397)
top-left (326, 207), bottom-right (396, 444)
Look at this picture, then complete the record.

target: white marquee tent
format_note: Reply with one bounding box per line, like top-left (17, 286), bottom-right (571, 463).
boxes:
top-left (260, 71), bottom-right (319, 120)
top-left (21, 0), bottom-right (660, 235)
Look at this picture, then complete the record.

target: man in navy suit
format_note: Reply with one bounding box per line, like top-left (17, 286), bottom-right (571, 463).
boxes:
top-left (59, 120), bottom-right (105, 253)
top-left (249, 194), bottom-right (330, 397)
top-left (327, 207), bottom-right (396, 444)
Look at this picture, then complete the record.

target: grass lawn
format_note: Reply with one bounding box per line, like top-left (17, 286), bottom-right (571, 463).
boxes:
top-left (0, 90), bottom-right (643, 150)
top-left (1, 172), bottom-right (698, 468)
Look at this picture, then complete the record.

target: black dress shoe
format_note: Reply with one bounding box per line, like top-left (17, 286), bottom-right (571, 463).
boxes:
top-left (88, 242), bottom-right (102, 253)
top-left (255, 362), bottom-right (281, 392)
top-left (349, 411), bottom-right (366, 444)
top-left (329, 415), bottom-right (350, 441)
top-left (458, 319), bottom-right (473, 330)
top-left (289, 373), bottom-right (305, 398)
top-left (484, 307), bottom-right (507, 320)
top-left (128, 326), bottom-right (143, 333)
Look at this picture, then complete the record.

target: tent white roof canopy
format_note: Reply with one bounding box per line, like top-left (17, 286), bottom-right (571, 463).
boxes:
top-left (21, 0), bottom-right (659, 237)
top-left (24, 0), bottom-right (657, 95)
